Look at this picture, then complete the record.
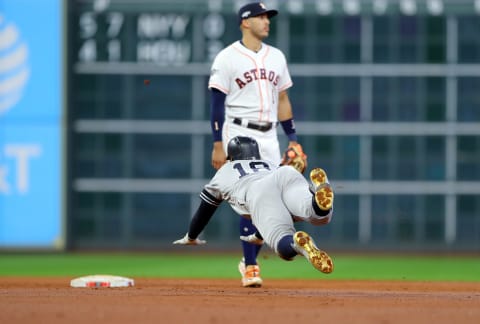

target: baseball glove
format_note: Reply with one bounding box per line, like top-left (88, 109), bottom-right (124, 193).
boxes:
top-left (280, 143), bottom-right (308, 174)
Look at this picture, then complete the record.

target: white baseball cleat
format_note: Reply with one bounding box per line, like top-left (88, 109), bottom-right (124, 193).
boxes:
top-left (309, 168), bottom-right (334, 211)
top-left (238, 259), bottom-right (263, 288)
top-left (293, 231), bottom-right (334, 274)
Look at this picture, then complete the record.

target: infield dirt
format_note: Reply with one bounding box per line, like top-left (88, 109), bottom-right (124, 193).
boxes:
top-left (1, 277), bottom-right (479, 324)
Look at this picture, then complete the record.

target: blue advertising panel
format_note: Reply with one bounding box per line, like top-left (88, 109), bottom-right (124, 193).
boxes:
top-left (0, 0), bottom-right (63, 248)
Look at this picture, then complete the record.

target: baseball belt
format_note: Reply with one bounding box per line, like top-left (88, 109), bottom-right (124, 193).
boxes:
top-left (232, 118), bottom-right (274, 132)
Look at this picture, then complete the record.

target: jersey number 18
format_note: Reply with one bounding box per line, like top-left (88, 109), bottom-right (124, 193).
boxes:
top-left (233, 161), bottom-right (270, 178)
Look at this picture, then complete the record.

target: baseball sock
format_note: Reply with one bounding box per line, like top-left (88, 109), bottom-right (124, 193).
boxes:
top-left (240, 217), bottom-right (261, 265)
top-left (276, 235), bottom-right (297, 260)
top-left (312, 196), bottom-right (331, 216)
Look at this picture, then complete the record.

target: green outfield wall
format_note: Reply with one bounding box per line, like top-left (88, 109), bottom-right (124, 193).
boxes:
top-left (59, 0), bottom-right (480, 252)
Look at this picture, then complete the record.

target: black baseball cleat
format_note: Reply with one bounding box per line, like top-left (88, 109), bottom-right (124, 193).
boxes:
top-left (293, 231), bottom-right (334, 274)
top-left (309, 168), bottom-right (334, 211)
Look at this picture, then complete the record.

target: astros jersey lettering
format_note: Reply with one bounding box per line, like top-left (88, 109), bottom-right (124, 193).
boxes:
top-left (209, 41), bottom-right (292, 123)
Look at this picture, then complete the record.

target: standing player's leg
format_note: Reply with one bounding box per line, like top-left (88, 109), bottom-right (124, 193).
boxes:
top-left (238, 217), bottom-right (263, 287)
top-left (224, 126), bottom-right (264, 288)
top-left (237, 130), bottom-right (281, 287)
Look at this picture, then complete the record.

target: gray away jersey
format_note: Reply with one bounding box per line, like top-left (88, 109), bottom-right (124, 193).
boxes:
top-left (203, 159), bottom-right (276, 215)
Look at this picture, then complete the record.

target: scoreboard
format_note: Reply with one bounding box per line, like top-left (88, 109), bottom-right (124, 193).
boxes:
top-left (72, 1), bottom-right (243, 67)
top-left (70, 0), bottom-right (480, 66)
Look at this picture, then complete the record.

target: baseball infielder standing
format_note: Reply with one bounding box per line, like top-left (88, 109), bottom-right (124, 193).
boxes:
top-left (208, 2), bottom-right (303, 287)
top-left (174, 136), bottom-right (334, 277)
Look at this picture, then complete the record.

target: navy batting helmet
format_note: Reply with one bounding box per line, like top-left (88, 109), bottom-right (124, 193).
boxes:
top-left (227, 136), bottom-right (261, 161)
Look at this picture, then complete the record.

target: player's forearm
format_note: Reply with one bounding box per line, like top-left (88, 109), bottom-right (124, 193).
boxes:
top-left (277, 90), bottom-right (293, 121)
top-left (188, 200), bottom-right (217, 239)
top-left (188, 190), bottom-right (222, 238)
top-left (278, 107), bottom-right (293, 121)
top-left (213, 141), bottom-right (223, 149)
top-left (210, 88), bottom-right (226, 141)
top-left (277, 92), bottom-right (298, 141)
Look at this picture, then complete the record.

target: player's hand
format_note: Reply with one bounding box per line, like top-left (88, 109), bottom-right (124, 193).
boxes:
top-left (211, 142), bottom-right (227, 170)
top-left (240, 234), bottom-right (264, 245)
top-left (173, 233), bottom-right (206, 245)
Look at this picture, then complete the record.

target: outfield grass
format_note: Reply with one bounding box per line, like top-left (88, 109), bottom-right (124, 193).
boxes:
top-left (0, 252), bottom-right (479, 281)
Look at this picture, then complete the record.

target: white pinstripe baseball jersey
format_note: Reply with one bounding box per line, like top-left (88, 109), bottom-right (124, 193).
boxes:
top-left (208, 40), bottom-right (293, 165)
top-left (208, 40), bottom-right (293, 123)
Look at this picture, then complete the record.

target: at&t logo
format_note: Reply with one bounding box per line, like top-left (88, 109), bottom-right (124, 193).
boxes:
top-left (0, 14), bottom-right (30, 117)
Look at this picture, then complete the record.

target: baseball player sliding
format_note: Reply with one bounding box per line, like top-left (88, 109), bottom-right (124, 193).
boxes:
top-left (173, 136), bottom-right (334, 277)
top-left (208, 2), bottom-right (305, 287)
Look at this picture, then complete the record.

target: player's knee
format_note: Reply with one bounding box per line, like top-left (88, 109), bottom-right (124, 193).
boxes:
top-left (276, 235), bottom-right (297, 261)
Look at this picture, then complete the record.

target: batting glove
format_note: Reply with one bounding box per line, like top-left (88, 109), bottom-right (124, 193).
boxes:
top-left (173, 233), bottom-right (206, 245)
top-left (239, 233), bottom-right (264, 245)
